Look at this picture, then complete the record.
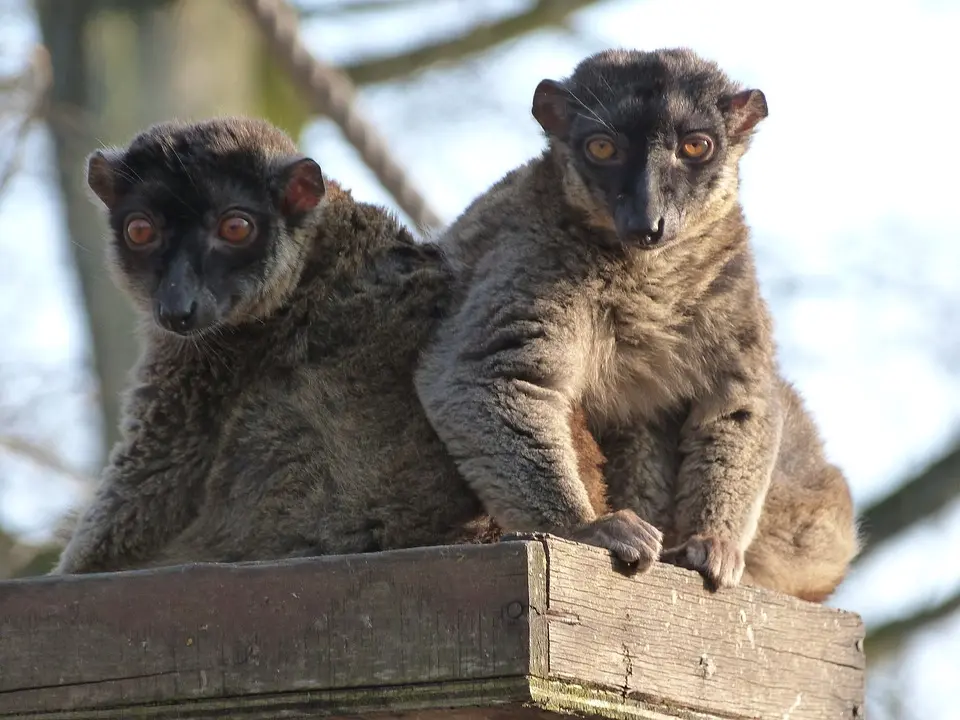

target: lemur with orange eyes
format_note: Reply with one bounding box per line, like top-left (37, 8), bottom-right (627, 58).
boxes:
top-left (417, 48), bottom-right (859, 601)
top-left (54, 117), bottom-right (661, 574)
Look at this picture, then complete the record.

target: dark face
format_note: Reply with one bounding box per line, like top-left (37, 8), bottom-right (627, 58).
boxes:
top-left (87, 118), bottom-right (324, 335)
top-left (532, 48), bottom-right (768, 249)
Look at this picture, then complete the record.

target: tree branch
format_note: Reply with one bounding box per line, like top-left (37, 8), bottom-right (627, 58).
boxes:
top-left (856, 442), bottom-right (960, 563)
top-left (0, 46), bottom-right (51, 198)
top-left (0, 435), bottom-right (91, 489)
top-left (237, 0), bottom-right (442, 232)
top-left (296, 0), bottom-right (429, 18)
top-left (865, 589), bottom-right (960, 661)
top-left (339, 0), bottom-right (606, 87)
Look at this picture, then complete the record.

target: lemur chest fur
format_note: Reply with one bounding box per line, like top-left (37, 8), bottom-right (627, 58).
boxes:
top-left (579, 267), bottom-right (715, 427)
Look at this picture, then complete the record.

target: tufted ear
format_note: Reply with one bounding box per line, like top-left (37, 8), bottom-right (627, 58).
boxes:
top-left (532, 79), bottom-right (573, 139)
top-left (86, 149), bottom-right (124, 210)
top-left (720, 89), bottom-right (768, 137)
top-left (278, 157), bottom-right (325, 216)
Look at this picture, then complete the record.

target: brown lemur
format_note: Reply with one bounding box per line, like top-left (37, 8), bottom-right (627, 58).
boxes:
top-left (416, 48), bottom-right (859, 600)
top-left (54, 116), bottom-right (660, 574)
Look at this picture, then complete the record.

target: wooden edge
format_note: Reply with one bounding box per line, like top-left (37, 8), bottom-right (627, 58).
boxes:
top-left (0, 674), bottom-right (734, 720)
top-left (529, 533), bottom-right (865, 622)
top-left (2, 677), bottom-right (539, 720)
top-left (528, 677), bottom-right (732, 720)
top-left (536, 535), bottom-right (865, 720)
top-left (0, 541), bottom-right (547, 717)
top-left (0, 535), bottom-right (866, 719)
top-left (524, 535), bottom-right (550, 680)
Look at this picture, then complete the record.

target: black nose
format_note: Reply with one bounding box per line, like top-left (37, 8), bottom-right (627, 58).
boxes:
top-left (626, 217), bottom-right (665, 247)
top-left (157, 300), bottom-right (198, 333)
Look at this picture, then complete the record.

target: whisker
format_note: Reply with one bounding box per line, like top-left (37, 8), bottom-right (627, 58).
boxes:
top-left (114, 158), bottom-right (145, 184)
top-left (567, 88), bottom-right (614, 133)
top-left (170, 140), bottom-right (201, 196)
top-left (109, 168), bottom-right (140, 185)
top-left (597, 72), bottom-right (614, 95)
top-left (582, 85), bottom-right (615, 125)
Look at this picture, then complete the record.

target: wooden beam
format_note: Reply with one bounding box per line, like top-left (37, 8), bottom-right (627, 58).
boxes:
top-left (0, 537), bottom-right (864, 719)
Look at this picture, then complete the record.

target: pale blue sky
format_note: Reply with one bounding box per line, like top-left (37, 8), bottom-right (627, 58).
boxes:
top-left (1, 1), bottom-right (958, 715)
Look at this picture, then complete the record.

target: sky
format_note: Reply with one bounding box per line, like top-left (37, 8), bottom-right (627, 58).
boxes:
top-left (1, 0), bottom-right (959, 716)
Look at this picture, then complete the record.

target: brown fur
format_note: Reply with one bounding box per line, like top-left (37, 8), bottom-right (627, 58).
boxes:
top-left (416, 49), bottom-right (859, 599)
top-left (55, 117), bottom-right (643, 574)
top-left (571, 406), bottom-right (610, 516)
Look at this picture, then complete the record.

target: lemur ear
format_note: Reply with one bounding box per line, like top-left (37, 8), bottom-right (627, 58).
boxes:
top-left (86, 149), bottom-right (124, 210)
top-left (279, 157), bottom-right (325, 216)
top-left (720, 89), bottom-right (768, 137)
top-left (532, 79), bottom-right (573, 139)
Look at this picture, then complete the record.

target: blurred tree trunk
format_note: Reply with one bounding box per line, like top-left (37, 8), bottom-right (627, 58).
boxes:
top-left (34, 0), bottom-right (264, 470)
top-left (36, 0), bottom-right (129, 471)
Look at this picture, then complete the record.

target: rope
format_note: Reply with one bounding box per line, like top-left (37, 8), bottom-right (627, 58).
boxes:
top-left (237, 0), bottom-right (443, 232)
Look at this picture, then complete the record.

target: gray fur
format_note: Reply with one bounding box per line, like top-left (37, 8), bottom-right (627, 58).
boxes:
top-left (56, 117), bottom-right (487, 572)
top-left (416, 48), bottom-right (859, 599)
top-left (55, 117), bottom-right (654, 574)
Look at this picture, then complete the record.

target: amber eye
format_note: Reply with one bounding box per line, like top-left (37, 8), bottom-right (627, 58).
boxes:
top-left (218, 213), bottom-right (255, 244)
top-left (585, 135), bottom-right (618, 162)
top-left (124, 215), bottom-right (156, 247)
top-left (678, 133), bottom-right (715, 162)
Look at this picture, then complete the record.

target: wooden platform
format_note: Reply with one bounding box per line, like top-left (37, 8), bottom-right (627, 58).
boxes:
top-left (0, 535), bottom-right (864, 719)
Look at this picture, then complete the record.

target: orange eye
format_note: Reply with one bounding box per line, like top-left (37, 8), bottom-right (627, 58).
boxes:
top-left (124, 216), bottom-right (155, 246)
top-left (585, 135), bottom-right (618, 162)
top-left (218, 214), bottom-right (254, 244)
top-left (679, 133), bottom-right (714, 162)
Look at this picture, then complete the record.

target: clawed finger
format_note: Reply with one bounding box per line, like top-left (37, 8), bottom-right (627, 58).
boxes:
top-left (607, 539), bottom-right (643, 565)
top-left (660, 542), bottom-right (701, 569)
top-left (662, 551), bottom-right (701, 575)
top-left (610, 532), bottom-right (660, 570)
top-left (661, 536), bottom-right (744, 591)
top-left (705, 550), bottom-right (726, 583)
top-left (628, 518), bottom-right (664, 548)
top-left (612, 534), bottom-right (661, 568)
top-left (564, 511), bottom-right (665, 574)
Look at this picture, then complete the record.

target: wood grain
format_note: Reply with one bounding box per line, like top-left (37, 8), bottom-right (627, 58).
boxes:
top-left (0, 538), bottom-right (864, 719)
top-left (0, 542), bottom-right (541, 717)
top-left (542, 536), bottom-right (865, 720)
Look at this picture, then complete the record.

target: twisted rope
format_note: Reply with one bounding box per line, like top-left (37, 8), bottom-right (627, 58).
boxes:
top-left (237, 0), bottom-right (443, 232)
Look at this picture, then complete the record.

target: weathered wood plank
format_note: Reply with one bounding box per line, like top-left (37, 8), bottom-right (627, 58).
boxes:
top-left (0, 542), bottom-right (543, 717)
top-left (0, 537), bottom-right (864, 719)
top-left (541, 537), bottom-right (865, 720)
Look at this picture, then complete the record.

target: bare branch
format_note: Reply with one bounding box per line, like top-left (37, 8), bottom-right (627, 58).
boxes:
top-left (0, 46), bottom-right (52, 196)
top-left (237, 0), bottom-right (443, 232)
top-left (0, 435), bottom-right (92, 490)
top-left (865, 589), bottom-right (960, 661)
top-left (296, 0), bottom-right (429, 17)
top-left (0, 117), bottom-right (33, 197)
top-left (856, 442), bottom-right (960, 563)
top-left (339, 0), bottom-right (607, 87)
